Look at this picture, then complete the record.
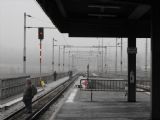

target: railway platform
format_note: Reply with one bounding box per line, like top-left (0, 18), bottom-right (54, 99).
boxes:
top-left (53, 81), bottom-right (151, 120)
top-left (0, 76), bottom-right (69, 120)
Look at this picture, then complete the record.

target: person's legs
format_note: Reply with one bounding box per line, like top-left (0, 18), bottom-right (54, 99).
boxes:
top-left (23, 101), bottom-right (28, 112)
top-left (24, 100), bottom-right (32, 113)
top-left (27, 100), bottom-right (32, 113)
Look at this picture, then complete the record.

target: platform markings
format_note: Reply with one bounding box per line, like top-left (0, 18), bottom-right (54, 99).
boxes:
top-left (66, 88), bottom-right (78, 103)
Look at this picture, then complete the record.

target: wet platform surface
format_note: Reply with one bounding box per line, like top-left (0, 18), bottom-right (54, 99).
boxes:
top-left (54, 87), bottom-right (151, 120)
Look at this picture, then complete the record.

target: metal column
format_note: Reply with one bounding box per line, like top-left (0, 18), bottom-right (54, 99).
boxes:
top-left (151, 4), bottom-right (160, 119)
top-left (127, 36), bottom-right (137, 102)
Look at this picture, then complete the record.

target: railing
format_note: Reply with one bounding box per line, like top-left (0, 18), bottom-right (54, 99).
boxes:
top-left (80, 78), bottom-right (151, 92)
top-left (80, 79), bottom-right (127, 92)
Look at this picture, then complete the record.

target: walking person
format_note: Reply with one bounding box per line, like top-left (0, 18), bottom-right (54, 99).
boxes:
top-left (23, 78), bottom-right (37, 114)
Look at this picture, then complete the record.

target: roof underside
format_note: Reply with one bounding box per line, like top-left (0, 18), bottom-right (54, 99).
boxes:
top-left (36, 0), bottom-right (151, 38)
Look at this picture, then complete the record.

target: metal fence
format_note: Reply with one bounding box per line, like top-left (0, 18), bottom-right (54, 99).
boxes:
top-left (80, 78), bottom-right (151, 92)
top-left (80, 79), bottom-right (127, 92)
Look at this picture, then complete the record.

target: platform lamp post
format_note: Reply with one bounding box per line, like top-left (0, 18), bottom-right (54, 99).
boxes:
top-left (63, 46), bottom-right (65, 72)
top-left (23, 12), bottom-right (32, 74)
top-left (52, 38), bottom-right (57, 73)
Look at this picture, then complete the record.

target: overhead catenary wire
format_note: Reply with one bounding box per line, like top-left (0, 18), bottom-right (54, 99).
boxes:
top-left (26, 13), bottom-right (54, 27)
top-left (62, 34), bottom-right (69, 45)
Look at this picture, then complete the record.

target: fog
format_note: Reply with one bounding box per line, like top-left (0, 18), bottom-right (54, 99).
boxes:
top-left (0, 0), bottom-right (151, 75)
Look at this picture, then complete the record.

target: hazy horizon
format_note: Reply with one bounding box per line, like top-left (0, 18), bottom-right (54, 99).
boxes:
top-left (0, 0), bottom-right (151, 75)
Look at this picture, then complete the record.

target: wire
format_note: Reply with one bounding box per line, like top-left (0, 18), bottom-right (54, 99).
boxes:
top-left (33, 16), bottom-right (53, 26)
top-left (62, 34), bottom-right (68, 45)
top-left (26, 13), bottom-right (54, 27)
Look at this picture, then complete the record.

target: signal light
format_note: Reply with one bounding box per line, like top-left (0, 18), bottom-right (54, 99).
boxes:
top-left (38, 27), bottom-right (44, 39)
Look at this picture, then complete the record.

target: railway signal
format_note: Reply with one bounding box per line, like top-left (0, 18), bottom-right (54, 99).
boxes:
top-left (38, 27), bottom-right (44, 39)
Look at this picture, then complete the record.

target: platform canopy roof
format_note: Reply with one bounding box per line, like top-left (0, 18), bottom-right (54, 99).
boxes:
top-left (36, 0), bottom-right (151, 37)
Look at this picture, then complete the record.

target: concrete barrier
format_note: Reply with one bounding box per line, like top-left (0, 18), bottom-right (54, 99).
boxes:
top-left (0, 72), bottom-right (69, 99)
top-left (0, 75), bottom-right (30, 99)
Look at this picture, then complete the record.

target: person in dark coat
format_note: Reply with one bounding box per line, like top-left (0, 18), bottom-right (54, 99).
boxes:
top-left (68, 71), bottom-right (73, 80)
top-left (23, 78), bottom-right (33, 113)
top-left (53, 71), bottom-right (57, 81)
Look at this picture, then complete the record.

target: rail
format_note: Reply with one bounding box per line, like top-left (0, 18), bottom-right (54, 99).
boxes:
top-left (4, 74), bottom-right (79, 120)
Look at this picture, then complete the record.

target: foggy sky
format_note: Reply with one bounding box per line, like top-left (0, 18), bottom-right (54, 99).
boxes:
top-left (0, 0), bottom-right (151, 74)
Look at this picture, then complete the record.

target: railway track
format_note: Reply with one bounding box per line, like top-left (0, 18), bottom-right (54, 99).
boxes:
top-left (4, 74), bottom-right (79, 120)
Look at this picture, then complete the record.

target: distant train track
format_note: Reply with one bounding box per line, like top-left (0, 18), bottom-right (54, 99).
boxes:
top-left (4, 74), bottom-right (79, 120)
